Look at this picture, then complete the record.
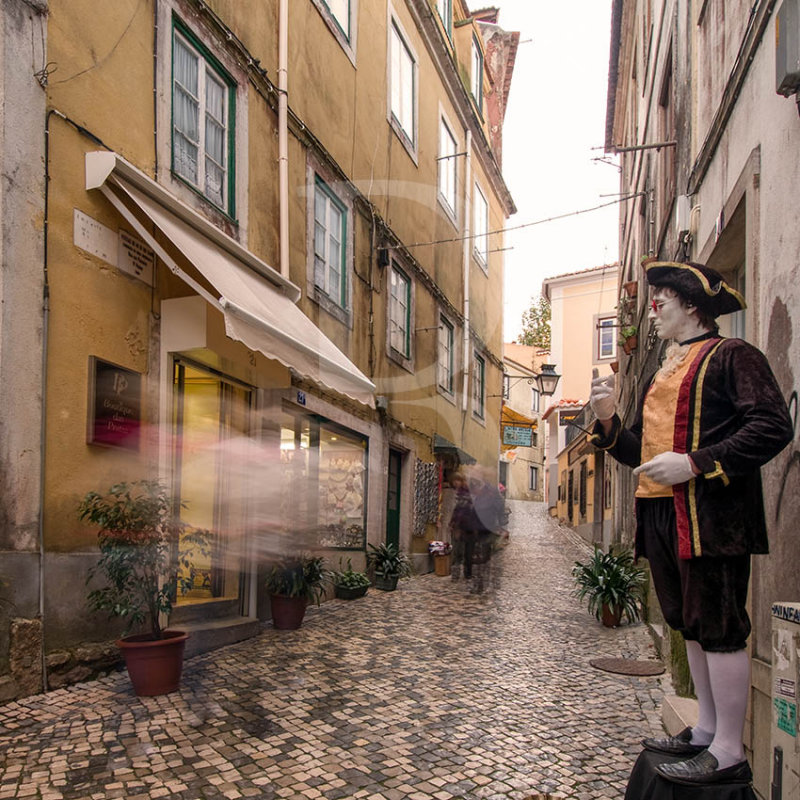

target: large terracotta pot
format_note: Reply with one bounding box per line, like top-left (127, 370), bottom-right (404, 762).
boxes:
top-left (117, 629), bottom-right (188, 697)
top-left (270, 594), bottom-right (308, 630)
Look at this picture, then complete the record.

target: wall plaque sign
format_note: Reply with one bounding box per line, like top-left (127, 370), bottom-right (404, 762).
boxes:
top-left (87, 357), bottom-right (142, 450)
top-left (502, 424), bottom-right (533, 447)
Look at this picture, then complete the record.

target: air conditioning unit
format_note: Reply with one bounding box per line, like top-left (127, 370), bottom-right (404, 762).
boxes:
top-left (771, 602), bottom-right (800, 800)
top-left (776, 0), bottom-right (800, 97)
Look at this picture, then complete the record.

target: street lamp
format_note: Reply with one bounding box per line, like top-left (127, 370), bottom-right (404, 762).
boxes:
top-left (536, 364), bottom-right (561, 397)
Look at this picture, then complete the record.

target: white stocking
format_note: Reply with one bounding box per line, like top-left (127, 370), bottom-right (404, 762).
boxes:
top-left (684, 640), bottom-right (714, 745)
top-left (706, 649), bottom-right (750, 768)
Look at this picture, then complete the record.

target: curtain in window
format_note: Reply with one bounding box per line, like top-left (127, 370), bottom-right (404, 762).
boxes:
top-left (173, 36), bottom-right (199, 183)
top-left (390, 268), bottom-right (409, 355)
top-left (204, 71), bottom-right (226, 207)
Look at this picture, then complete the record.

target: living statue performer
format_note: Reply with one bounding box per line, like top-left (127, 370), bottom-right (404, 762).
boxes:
top-left (589, 260), bottom-right (793, 786)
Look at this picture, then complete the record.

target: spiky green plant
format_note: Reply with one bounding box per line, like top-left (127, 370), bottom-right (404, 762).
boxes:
top-left (265, 554), bottom-right (329, 605)
top-left (572, 547), bottom-right (646, 624)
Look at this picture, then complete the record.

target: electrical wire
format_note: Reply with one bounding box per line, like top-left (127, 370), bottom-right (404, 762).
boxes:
top-left (390, 193), bottom-right (644, 251)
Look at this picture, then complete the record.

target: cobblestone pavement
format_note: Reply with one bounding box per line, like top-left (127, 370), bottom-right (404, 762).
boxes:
top-left (0, 501), bottom-right (667, 800)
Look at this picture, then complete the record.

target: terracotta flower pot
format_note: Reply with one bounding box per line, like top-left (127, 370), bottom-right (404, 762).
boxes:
top-left (601, 603), bottom-right (623, 628)
top-left (270, 594), bottom-right (308, 630)
top-left (623, 280), bottom-right (638, 297)
top-left (117, 629), bottom-right (188, 697)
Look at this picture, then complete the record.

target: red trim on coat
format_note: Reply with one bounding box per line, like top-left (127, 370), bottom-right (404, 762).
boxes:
top-left (671, 338), bottom-right (722, 559)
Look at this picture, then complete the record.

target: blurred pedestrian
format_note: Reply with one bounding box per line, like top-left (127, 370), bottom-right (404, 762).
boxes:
top-left (447, 470), bottom-right (472, 580)
top-left (466, 467), bottom-right (505, 593)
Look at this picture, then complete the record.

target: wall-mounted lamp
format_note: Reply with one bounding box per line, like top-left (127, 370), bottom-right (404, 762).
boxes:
top-left (536, 364), bottom-right (561, 397)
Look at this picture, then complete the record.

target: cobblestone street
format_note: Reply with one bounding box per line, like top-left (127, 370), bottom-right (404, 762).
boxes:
top-left (0, 501), bottom-right (667, 800)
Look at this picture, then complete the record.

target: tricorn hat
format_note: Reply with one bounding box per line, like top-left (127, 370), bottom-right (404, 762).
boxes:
top-left (642, 259), bottom-right (746, 317)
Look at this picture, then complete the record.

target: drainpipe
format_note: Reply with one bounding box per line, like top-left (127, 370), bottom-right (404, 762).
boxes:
top-left (278, 0), bottom-right (290, 279)
top-left (461, 130), bottom-right (472, 412)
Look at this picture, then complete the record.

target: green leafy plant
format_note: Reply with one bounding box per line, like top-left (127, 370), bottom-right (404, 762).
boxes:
top-left (78, 480), bottom-right (210, 640)
top-left (617, 324), bottom-right (638, 344)
top-left (366, 542), bottom-right (412, 579)
top-left (572, 547), bottom-right (646, 624)
top-left (330, 558), bottom-right (371, 590)
top-left (265, 554), bottom-right (328, 605)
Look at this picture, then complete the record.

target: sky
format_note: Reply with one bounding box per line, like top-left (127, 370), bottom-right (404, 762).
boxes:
top-left (496, 1), bottom-right (621, 342)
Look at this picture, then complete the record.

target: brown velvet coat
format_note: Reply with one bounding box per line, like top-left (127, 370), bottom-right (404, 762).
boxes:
top-left (591, 337), bottom-right (793, 559)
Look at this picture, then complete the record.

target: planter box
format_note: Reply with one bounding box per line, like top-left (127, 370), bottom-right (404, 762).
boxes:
top-left (334, 584), bottom-right (368, 600)
top-left (433, 554), bottom-right (451, 576)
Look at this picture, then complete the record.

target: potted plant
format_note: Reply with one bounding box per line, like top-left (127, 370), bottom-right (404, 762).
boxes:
top-left (330, 558), bottom-right (370, 600)
top-left (78, 480), bottom-right (209, 696)
top-left (571, 547), bottom-right (646, 627)
top-left (427, 540), bottom-right (453, 577)
top-left (618, 325), bottom-right (638, 354)
top-left (265, 554), bottom-right (328, 629)
top-left (623, 279), bottom-right (638, 298)
top-left (366, 542), bottom-right (411, 591)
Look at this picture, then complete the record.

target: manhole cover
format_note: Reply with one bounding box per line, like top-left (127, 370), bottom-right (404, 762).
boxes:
top-left (590, 657), bottom-right (665, 676)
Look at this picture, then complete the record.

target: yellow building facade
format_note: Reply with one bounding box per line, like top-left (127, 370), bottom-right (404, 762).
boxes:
top-left (0, 0), bottom-right (516, 698)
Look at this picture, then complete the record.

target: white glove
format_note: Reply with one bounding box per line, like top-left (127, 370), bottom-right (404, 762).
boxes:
top-left (633, 452), bottom-right (697, 485)
top-left (589, 369), bottom-right (616, 420)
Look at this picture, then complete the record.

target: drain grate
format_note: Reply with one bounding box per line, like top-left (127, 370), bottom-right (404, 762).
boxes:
top-left (590, 657), bottom-right (665, 676)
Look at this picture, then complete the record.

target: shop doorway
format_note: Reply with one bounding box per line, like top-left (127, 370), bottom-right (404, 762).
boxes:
top-left (386, 449), bottom-right (402, 548)
top-left (172, 360), bottom-right (253, 607)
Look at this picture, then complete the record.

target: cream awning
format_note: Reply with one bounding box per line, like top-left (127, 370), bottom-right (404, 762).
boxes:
top-left (86, 152), bottom-right (375, 407)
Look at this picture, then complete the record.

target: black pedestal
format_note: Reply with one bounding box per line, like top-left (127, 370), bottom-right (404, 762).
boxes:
top-left (625, 750), bottom-right (756, 800)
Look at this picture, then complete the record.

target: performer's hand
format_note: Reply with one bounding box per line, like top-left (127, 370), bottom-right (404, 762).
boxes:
top-left (633, 452), bottom-right (697, 485)
top-left (590, 368), bottom-right (616, 421)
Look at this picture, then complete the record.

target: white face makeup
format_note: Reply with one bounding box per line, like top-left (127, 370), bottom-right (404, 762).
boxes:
top-left (648, 287), bottom-right (704, 342)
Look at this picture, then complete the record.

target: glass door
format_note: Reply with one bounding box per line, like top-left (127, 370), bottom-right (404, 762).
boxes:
top-left (172, 360), bottom-right (253, 606)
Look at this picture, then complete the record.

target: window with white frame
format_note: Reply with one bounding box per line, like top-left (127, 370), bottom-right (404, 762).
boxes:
top-left (436, 0), bottom-right (452, 37)
top-left (471, 36), bottom-right (483, 111)
top-left (531, 387), bottom-right (540, 413)
top-left (529, 465), bottom-right (539, 491)
top-left (313, 176), bottom-right (347, 308)
top-left (389, 20), bottom-right (416, 148)
top-left (172, 24), bottom-right (234, 213)
top-left (472, 351), bottom-right (485, 419)
top-left (473, 183), bottom-right (489, 266)
top-left (438, 118), bottom-right (457, 215)
top-left (322, 0), bottom-right (351, 39)
top-left (389, 265), bottom-right (411, 357)
top-left (438, 316), bottom-right (454, 393)
top-left (595, 314), bottom-right (617, 361)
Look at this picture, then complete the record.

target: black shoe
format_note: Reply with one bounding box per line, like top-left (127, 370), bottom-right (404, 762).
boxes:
top-left (655, 750), bottom-right (753, 786)
top-left (642, 726), bottom-right (707, 756)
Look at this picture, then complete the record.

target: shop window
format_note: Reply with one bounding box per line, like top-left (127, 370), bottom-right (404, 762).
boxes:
top-left (280, 413), bottom-right (367, 549)
top-left (172, 21), bottom-right (235, 214)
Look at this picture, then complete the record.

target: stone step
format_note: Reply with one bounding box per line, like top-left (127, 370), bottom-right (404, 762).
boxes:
top-left (177, 616), bottom-right (261, 658)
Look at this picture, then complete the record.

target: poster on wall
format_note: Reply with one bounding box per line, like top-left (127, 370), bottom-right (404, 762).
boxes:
top-left (87, 357), bottom-right (142, 451)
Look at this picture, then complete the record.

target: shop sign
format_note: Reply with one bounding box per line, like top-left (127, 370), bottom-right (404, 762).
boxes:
top-left (559, 409), bottom-right (579, 427)
top-left (502, 424), bottom-right (533, 447)
top-left (87, 357), bottom-right (142, 451)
